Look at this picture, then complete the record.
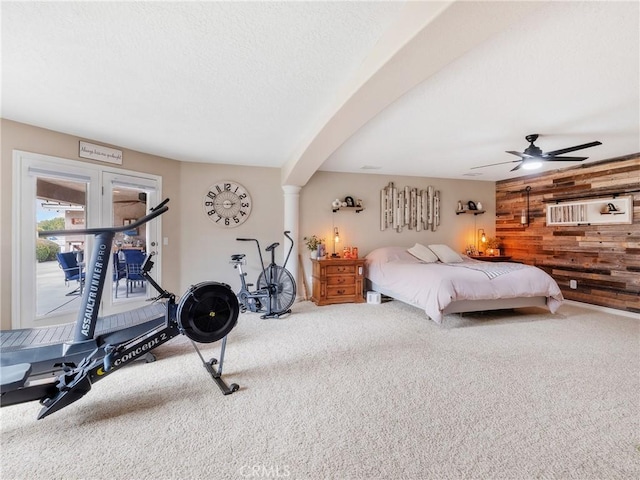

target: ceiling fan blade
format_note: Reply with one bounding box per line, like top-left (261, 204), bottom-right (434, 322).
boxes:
top-left (510, 163), bottom-right (523, 172)
top-left (544, 141), bottom-right (602, 157)
top-left (506, 150), bottom-right (540, 159)
top-left (546, 156), bottom-right (588, 162)
top-left (471, 160), bottom-right (521, 170)
top-left (505, 150), bottom-right (525, 158)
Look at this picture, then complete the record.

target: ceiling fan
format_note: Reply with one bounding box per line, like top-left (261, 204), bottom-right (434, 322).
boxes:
top-left (472, 134), bottom-right (602, 172)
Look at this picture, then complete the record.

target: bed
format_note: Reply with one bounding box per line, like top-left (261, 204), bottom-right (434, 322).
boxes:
top-left (365, 245), bottom-right (563, 323)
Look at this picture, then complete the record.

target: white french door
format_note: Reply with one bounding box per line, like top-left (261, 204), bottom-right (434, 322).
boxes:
top-left (102, 172), bottom-right (160, 313)
top-left (13, 150), bottom-right (162, 329)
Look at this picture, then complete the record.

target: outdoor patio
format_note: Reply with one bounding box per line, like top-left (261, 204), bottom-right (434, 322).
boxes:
top-left (37, 260), bottom-right (145, 317)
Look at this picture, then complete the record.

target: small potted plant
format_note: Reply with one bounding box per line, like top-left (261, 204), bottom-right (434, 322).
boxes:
top-left (486, 237), bottom-right (501, 256)
top-left (304, 235), bottom-right (324, 259)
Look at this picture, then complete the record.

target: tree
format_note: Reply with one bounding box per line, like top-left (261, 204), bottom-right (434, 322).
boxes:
top-left (38, 217), bottom-right (65, 232)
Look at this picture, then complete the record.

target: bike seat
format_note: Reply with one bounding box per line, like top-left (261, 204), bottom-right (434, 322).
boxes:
top-left (0, 363), bottom-right (32, 393)
top-left (265, 242), bottom-right (279, 252)
top-left (231, 254), bottom-right (245, 262)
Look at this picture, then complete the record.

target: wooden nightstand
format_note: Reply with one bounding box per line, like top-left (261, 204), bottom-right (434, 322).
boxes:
top-left (469, 255), bottom-right (512, 262)
top-left (311, 258), bottom-right (366, 306)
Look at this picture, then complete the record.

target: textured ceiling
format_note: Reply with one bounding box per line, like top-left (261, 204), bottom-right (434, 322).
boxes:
top-left (2, 1), bottom-right (639, 184)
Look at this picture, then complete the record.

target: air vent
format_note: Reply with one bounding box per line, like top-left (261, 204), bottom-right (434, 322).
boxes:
top-left (360, 165), bottom-right (382, 170)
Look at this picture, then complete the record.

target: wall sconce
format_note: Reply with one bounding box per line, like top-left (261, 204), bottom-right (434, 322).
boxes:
top-left (477, 228), bottom-right (486, 253)
top-left (332, 227), bottom-right (340, 257)
top-left (521, 186), bottom-right (531, 227)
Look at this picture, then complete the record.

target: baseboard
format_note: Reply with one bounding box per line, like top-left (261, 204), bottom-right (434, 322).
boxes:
top-left (563, 300), bottom-right (640, 320)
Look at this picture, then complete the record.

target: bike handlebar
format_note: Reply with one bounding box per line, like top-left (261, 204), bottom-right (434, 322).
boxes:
top-left (38, 198), bottom-right (170, 237)
top-left (237, 231), bottom-right (292, 243)
top-left (152, 198), bottom-right (170, 212)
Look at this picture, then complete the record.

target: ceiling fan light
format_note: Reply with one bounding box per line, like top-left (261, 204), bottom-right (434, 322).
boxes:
top-left (522, 160), bottom-right (542, 170)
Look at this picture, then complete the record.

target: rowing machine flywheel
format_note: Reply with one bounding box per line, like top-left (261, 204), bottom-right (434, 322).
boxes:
top-left (176, 282), bottom-right (239, 343)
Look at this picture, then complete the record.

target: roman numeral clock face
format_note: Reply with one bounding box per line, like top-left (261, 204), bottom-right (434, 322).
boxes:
top-left (204, 181), bottom-right (252, 227)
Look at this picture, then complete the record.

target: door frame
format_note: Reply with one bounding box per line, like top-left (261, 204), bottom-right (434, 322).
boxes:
top-left (102, 171), bottom-right (161, 313)
top-left (12, 150), bottom-right (163, 329)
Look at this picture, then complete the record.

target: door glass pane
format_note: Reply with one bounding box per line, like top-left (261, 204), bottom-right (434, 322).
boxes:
top-left (35, 178), bottom-right (87, 317)
top-left (112, 187), bottom-right (148, 302)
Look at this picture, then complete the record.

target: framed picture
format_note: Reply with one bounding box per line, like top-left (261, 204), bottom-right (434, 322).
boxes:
top-left (345, 196), bottom-right (355, 207)
top-left (467, 201), bottom-right (477, 211)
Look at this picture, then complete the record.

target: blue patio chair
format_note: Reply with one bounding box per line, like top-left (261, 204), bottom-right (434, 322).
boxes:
top-left (113, 251), bottom-right (127, 298)
top-left (122, 249), bottom-right (146, 297)
top-left (56, 252), bottom-right (85, 295)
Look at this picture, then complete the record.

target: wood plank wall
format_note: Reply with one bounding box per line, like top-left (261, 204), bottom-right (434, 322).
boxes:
top-left (495, 156), bottom-right (640, 314)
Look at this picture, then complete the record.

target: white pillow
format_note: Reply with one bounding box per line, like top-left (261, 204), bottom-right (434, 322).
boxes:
top-left (365, 246), bottom-right (416, 265)
top-left (428, 244), bottom-right (464, 263)
top-left (407, 243), bottom-right (439, 263)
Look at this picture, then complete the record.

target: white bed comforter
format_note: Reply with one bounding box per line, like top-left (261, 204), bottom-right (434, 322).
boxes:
top-left (365, 247), bottom-right (563, 323)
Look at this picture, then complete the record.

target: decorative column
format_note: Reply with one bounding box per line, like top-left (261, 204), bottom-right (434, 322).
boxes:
top-left (282, 185), bottom-right (301, 299)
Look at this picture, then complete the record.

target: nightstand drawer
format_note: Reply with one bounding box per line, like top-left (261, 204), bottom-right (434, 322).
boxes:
top-left (327, 285), bottom-right (357, 297)
top-left (327, 275), bottom-right (354, 286)
top-left (326, 264), bottom-right (356, 275)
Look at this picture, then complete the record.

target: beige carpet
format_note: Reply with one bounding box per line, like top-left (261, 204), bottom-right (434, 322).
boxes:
top-left (1, 300), bottom-right (638, 479)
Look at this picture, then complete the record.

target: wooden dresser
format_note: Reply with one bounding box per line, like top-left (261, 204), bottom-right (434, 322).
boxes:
top-left (311, 258), bottom-right (366, 306)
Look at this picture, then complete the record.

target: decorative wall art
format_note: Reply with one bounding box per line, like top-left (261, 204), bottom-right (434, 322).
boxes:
top-left (380, 182), bottom-right (440, 232)
top-left (546, 195), bottom-right (632, 226)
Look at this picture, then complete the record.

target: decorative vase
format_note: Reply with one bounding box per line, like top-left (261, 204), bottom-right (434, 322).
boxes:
top-left (310, 251), bottom-right (318, 260)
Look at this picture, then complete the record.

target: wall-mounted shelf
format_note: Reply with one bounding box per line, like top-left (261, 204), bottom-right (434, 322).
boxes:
top-left (546, 195), bottom-right (632, 226)
top-left (456, 210), bottom-right (485, 216)
top-left (332, 206), bottom-right (364, 213)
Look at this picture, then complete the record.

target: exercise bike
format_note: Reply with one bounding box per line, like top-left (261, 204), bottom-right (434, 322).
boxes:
top-left (0, 198), bottom-right (240, 419)
top-left (231, 231), bottom-right (296, 319)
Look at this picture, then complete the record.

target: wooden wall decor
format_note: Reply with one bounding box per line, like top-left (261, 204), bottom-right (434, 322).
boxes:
top-left (380, 182), bottom-right (440, 232)
top-left (546, 195), bottom-right (632, 226)
top-left (495, 156), bottom-right (640, 314)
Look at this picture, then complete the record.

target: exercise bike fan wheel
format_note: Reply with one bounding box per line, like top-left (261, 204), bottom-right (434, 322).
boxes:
top-left (256, 265), bottom-right (296, 315)
top-left (177, 282), bottom-right (240, 343)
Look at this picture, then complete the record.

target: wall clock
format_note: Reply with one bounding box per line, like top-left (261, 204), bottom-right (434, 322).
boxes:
top-left (204, 181), bottom-right (252, 227)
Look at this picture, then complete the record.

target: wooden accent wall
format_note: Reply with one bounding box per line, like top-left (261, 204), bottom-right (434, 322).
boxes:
top-left (495, 156), bottom-right (640, 314)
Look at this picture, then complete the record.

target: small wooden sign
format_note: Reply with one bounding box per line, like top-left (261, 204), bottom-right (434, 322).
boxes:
top-left (79, 141), bottom-right (123, 164)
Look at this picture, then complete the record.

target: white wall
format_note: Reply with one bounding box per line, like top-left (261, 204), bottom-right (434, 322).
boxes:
top-left (178, 162), bottom-right (284, 295)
